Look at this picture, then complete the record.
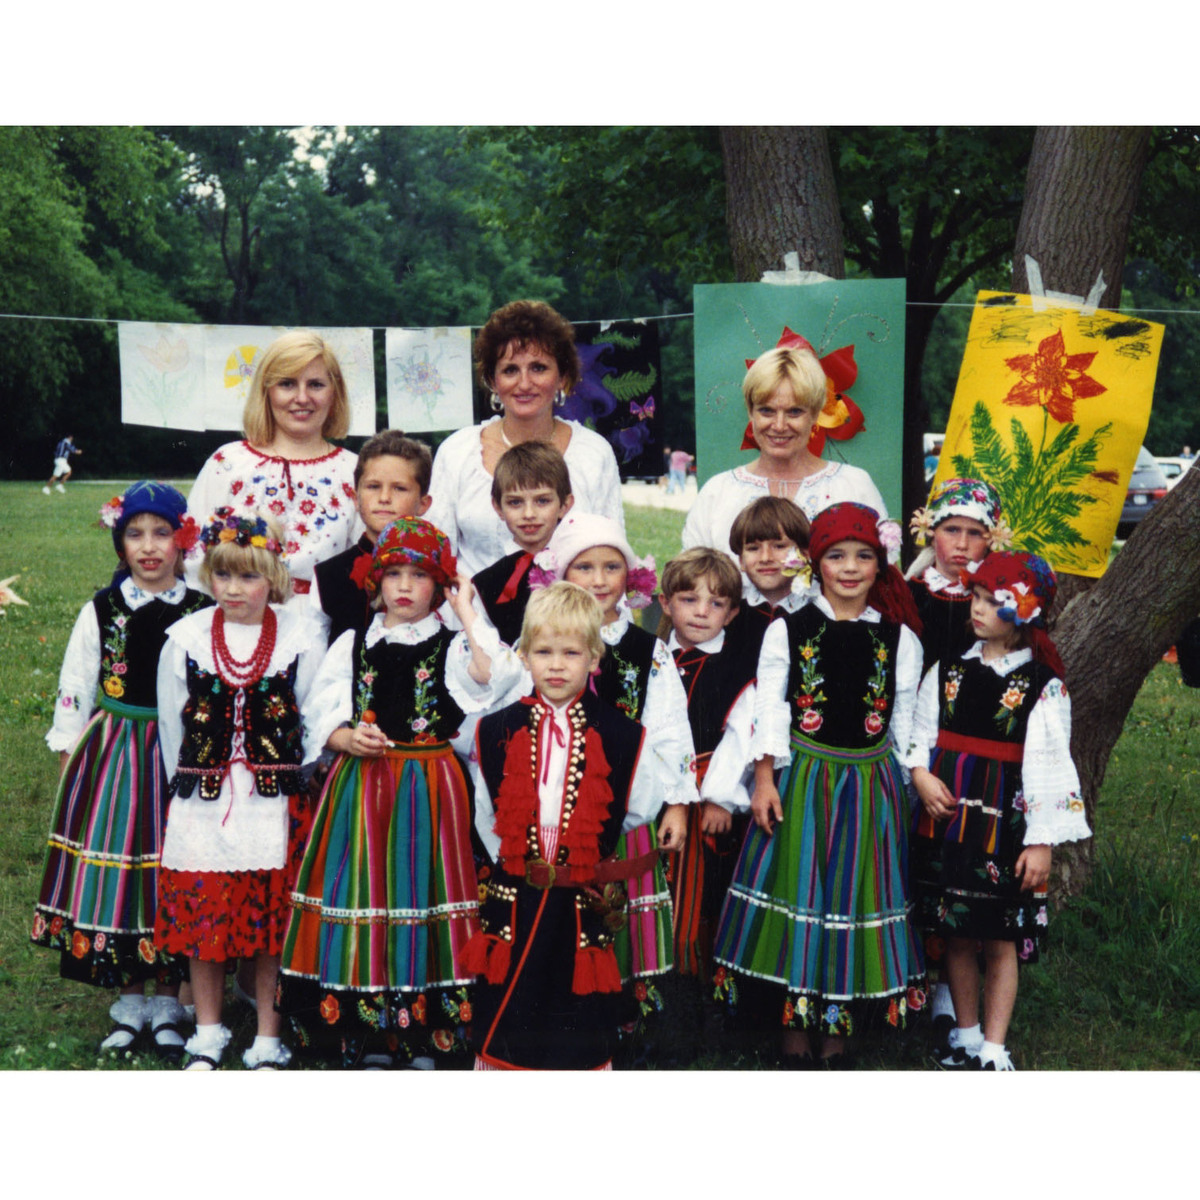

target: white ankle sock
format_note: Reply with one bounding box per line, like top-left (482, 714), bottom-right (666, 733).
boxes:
top-left (949, 1023), bottom-right (983, 1049)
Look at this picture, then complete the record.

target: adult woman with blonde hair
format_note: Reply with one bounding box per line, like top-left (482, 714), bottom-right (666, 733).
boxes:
top-left (682, 345), bottom-right (886, 561)
top-left (426, 300), bottom-right (624, 578)
top-left (187, 330), bottom-right (362, 600)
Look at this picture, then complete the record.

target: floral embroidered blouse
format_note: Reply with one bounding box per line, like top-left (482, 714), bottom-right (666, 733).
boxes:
top-left (186, 440), bottom-right (363, 593)
top-left (47, 577), bottom-right (202, 753)
top-left (903, 643), bottom-right (1090, 846)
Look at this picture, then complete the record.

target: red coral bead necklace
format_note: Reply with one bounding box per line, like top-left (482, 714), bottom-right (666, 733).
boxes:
top-left (212, 606), bottom-right (277, 687)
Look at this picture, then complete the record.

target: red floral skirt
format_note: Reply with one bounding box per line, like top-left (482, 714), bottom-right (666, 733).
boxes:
top-left (154, 792), bottom-right (313, 962)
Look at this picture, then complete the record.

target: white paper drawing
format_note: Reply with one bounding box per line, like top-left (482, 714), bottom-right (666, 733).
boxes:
top-left (385, 327), bottom-right (474, 433)
top-left (118, 322), bottom-right (208, 430)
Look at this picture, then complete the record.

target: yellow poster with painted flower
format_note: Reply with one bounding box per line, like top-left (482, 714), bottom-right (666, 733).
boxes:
top-left (934, 291), bottom-right (1163, 577)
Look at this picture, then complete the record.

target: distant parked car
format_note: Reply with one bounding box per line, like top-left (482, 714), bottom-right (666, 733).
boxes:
top-left (1155, 456), bottom-right (1195, 491)
top-left (1117, 446), bottom-right (1169, 539)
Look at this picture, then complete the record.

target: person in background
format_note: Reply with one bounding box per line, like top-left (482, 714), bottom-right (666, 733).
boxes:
top-left (44, 434), bottom-right (82, 494)
top-left (666, 446), bottom-right (694, 494)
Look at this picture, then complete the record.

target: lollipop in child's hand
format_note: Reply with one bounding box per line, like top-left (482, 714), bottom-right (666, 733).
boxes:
top-left (359, 709), bottom-right (394, 748)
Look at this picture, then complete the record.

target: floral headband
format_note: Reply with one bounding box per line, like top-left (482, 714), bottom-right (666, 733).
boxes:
top-left (200, 507), bottom-right (283, 556)
top-left (910, 476), bottom-right (1012, 551)
top-left (961, 552), bottom-right (1057, 628)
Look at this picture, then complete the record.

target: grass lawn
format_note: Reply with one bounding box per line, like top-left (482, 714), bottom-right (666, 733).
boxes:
top-left (1, 480), bottom-right (1198, 1070)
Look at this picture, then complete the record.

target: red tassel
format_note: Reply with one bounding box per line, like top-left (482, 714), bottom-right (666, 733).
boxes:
top-left (571, 946), bottom-right (623, 995)
top-left (462, 933), bottom-right (512, 984)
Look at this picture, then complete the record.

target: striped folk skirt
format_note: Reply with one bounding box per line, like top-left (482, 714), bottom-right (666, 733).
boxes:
top-left (278, 743), bottom-right (479, 1043)
top-left (611, 821), bottom-right (674, 992)
top-left (31, 698), bottom-right (182, 988)
top-left (713, 733), bottom-right (925, 1037)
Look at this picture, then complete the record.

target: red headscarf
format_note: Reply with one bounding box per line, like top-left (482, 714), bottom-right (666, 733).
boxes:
top-left (808, 503), bottom-right (923, 635)
top-left (961, 551), bottom-right (1065, 677)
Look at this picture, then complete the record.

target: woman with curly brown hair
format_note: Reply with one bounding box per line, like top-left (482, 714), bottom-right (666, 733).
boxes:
top-left (426, 300), bottom-right (624, 578)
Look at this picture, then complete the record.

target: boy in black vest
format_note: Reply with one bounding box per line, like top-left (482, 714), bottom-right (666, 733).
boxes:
top-left (472, 442), bottom-right (574, 646)
top-left (311, 431), bottom-right (432, 646)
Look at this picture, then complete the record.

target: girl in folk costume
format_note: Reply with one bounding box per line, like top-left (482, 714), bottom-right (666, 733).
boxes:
top-left (155, 509), bottom-right (326, 1070)
top-left (465, 583), bottom-right (667, 1069)
top-left (530, 512), bottom-right (696, 1016)
top-left (713, 502), bottom-right (926, 1067)
top-left (906, 476), bottom-right (1008, 672)
top-left (905, 475), bottom-right (1007, 1033)
top-left (279, 517), bottom-right (520, 1068)
top-left (32, 483), bottom-right (208, 1059)
top-left (905, 552), bottom-right (1089, 1071)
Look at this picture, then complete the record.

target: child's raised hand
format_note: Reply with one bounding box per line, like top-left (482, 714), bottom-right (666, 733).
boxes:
top-left (447, 573), bottom-right (476, 622)
top-left (751, 782), bottom-right (784, 834)
top-left (1015, 843), bottom-right (1051, 892)
top-left (912, 767), bottom-right (957, 821)
top-left (657, 803), bottom-right (687, 850)
top-left (700, 801), bottom-right (732, 835)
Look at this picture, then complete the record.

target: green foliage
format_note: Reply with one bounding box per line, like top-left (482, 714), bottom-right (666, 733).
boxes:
top-left (952, 402), bottom-right (1109, 563)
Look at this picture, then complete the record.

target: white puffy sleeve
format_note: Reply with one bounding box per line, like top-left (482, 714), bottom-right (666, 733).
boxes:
top-left (573, 427), bottom-right (626, 533)
top-left (1021, 678), bottom-right (1090, 846)
top-left (888, 624), bottom-right (924, 784)
top-left (700, 683), bottom-right (756, 812)
top-left (155, 630), bottom-right (190, 779)
top-left (425, 430), bottom-right (469, 555)
top-left (301, 630), bottom-right (356, 762)
top-left (623, 726), bottom-right (667, 832)
top-left (639, 638), bottom-right (700, 807)
top-left (749, 617), bottom-right (792, 767)
top-left (445, 622), bottom-right (524, 717)
top-left (469, 729), bottom-right (500, 862)
top-left (903, 662), bottom-right (942, 772)
top-left (46, 602), bottom-right (100, 752)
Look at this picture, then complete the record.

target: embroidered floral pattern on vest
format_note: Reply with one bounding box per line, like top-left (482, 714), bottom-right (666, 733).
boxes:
top-left (862, 631), bottom-right (890, 738)
top-left (791, 626), bottom-right (827, 735)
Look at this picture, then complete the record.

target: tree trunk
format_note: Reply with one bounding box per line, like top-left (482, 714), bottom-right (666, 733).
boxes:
top-left (1012, 126), bottom-right (1165, 895)
top-left (1012, 127), bottom-right (1151, 308)
top-left (720, 127), bottom-right (844, 282)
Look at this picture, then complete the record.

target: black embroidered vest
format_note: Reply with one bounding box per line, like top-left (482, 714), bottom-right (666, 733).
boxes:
top-left (782, 606), bottom-right (902, 749)
top-left (937, 655), bottom-right (1056, 747)
top-left (170, 658), bottom-right (303, 799)
top-left (673, 640), bottom-right (756, 759)
top-left (593, 623), bottom-right (656, 722)
top-left (314, 534), bottom-right (375, 644)
top-left (351, 626), bottom-right (466, 743)
top-left (909, 578), bottom-right (975, 674)
top-left (473, 550), bottom-right (533, 647)
top-left (93, 585), bottom-right (210, 708)
top-left (476, 692), bottom-right (645, 867)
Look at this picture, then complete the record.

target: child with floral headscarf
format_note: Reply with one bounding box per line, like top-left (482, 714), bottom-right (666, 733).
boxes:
top-left (279, 517), bottom-right (521, 1068)
top-left (905, 551), bottom-right (1090, 1071)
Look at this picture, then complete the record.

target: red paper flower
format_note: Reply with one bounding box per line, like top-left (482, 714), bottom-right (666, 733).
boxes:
top-left (173, 515), bottom-right (201, 553)
top-left (349, 553), bottom-right (373, 592)
top-left (741, 327), bottom-right (865, 454)
top-left (1002, 328), bottom-right (1106, 424)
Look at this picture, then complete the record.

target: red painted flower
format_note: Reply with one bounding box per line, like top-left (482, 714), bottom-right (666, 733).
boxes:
top-left (865, 712), bottom-right (884, 736)
top-left (342, 483), bottom-right (356, 500)
top-left (873, 697), bottom-right (888, 712)
top-left (50, 916), bottom-right (64, 936)
top-left (412, 994), bottom-right (427, 1023)
top-left (299, 499), bottom-right (316, 515)
top-left (458, 1000), bottom-right (472, 1024)
top-left (906, 986), bottom-right (926, 1013)
top-left (1003, 328), bottom-right (1106, 424)
top-left (800, 710), bottom-right (823, 733)
top-left (31, 912), bottom-right (47, 940)
top-left (797, 694), bottom-right (814, 710)
top-left (320, 993), bottom-right (340, 1024)
top-left (432, 1029), bottom-right (454, 1051)
top-left (231, 479), bottom-right (243, 495)
top-left (138, 937), bottom-right (156, 963)
top-left (71, 930), bottom-right (91, 959)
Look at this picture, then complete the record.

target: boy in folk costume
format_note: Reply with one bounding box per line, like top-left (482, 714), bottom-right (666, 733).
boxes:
top-left (465, 583), bottom-right (667, 1069)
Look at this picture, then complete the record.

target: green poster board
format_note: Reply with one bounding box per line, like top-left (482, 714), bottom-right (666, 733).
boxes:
top-left (693, 279), bottom-right (907, 518)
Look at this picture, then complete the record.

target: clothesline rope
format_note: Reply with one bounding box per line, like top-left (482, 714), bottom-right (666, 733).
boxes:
top-left (2, 300), bottom-right (1199, 329)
